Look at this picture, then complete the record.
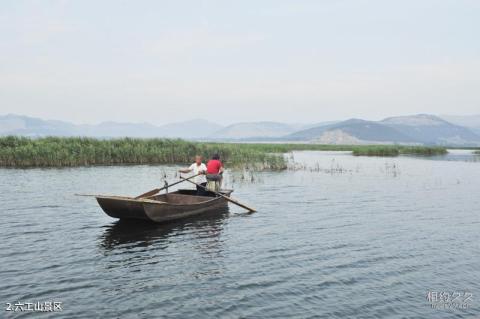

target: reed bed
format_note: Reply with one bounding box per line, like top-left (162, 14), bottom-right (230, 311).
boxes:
top-left (352, 145), bottom-right (447, 157)
top-left (0, 136), bottom-right (448, 169)
top-left (0, 136), bottom-right (288, 169)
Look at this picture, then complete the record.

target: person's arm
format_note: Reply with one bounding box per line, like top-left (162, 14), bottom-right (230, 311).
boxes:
top-left (219, 162), bottom-right (225, 174)
top-left (179, 164), bottom-right (194, 174)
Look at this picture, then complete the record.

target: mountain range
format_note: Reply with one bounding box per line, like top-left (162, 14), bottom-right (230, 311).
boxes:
top-left (1, 113), bottom-right (479, 146)
top-left (284, 115), bottom-right (480, 145)
top-left (0, 114), bottom-right (222, 139)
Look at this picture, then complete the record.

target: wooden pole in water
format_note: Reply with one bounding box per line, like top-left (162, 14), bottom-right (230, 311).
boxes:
top-left (181, 178), bottom-right (257, 213)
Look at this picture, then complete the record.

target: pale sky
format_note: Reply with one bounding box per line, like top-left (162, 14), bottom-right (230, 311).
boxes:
top-left (1, 0), bottom-right (479, 125)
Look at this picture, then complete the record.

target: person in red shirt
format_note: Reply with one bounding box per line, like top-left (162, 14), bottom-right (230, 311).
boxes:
top-left (206, 154), bottom-right (224, 192)
top-left (207, 153), bottom-right (224, 175)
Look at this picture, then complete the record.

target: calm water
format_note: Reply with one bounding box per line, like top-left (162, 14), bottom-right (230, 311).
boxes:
top-left (1, 151), bottom-right (479, 318)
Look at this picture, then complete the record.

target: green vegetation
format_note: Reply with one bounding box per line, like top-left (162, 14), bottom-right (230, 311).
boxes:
top-left (352, 145), bottom-right (448, 157)
top-left (0, 136), bottom-right (289, 169)
top-left (0, 136), bottom-right (448, 168)
top-left (352, 146), bottom-right (400, 156)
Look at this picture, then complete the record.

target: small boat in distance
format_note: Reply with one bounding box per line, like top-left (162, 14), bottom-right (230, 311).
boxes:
top-left (96, 189), bottom-right (233, 223)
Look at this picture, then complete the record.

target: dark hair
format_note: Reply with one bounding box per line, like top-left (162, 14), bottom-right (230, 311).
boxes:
top-left (212, 153), bottom-right (220, 160)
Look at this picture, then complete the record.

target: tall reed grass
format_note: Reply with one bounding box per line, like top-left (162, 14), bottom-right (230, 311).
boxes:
top-left (0, 136), bottom-right (448, 168)
top-left (0, 136), bottom-right (288, 169)
top-left (352, 145), bottom-right (447, 156)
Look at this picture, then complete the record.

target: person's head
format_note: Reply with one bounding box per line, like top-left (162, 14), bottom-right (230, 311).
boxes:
top-left (212, 153), bottom-right (220, 160)
top-left (195, 155), bottom-right (203, 165)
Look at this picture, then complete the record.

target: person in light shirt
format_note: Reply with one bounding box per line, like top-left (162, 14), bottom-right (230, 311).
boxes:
top-left (179, 155), bottom-right (208, 195)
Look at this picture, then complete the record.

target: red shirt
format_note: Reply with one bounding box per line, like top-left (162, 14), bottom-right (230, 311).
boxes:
top-left (207, 159), bottom-right (223, 174)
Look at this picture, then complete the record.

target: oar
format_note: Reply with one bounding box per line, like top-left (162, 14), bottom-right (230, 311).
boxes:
top-left (134, 173), bottom-right (201, 199)
top-left (181, 178), bottom-right (257, 213)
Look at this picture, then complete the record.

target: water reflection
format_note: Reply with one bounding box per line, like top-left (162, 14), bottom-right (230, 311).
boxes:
top-left (99, 207), bottom-right (230, 252)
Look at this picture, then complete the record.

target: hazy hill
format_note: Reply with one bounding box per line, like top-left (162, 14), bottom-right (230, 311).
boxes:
top-left (157, 119), bottom-right (223, 138)
top-left (210, 122), bottom-right (296, 139)
top-left (0, 114), bottom-right (78, 136)
top-left (0, 114), bottom-right (222, 139)
top-left (381, 114), bottom-right (480, 145)
top-left (285, 119), bottom-right (414, 144)
top-left (78, 121), bottom-right (164, 137)
top-left (440, 114), bottom-right (480, 135)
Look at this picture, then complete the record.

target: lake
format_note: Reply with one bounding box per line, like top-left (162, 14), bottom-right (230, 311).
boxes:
top-left (1, 151), bottom-right (479, 318)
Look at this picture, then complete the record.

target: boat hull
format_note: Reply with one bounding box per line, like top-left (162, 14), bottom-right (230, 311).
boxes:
top-left (96, 189), bottom-right (231, 223)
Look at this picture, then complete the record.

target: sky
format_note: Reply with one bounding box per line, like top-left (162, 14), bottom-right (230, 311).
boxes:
top-left (1, 0), bottom-right (479, 125)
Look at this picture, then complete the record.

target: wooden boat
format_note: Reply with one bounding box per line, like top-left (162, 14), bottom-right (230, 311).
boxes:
top-left (96, 189), bottom-right (233, 223)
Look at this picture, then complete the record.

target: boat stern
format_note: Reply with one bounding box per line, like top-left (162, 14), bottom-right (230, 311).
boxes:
top-left (96, 196), bottom-right (150, 220)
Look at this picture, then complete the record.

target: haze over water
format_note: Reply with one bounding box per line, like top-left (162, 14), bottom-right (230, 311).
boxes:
top-left (1, 151), bottom-right (479, 318)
